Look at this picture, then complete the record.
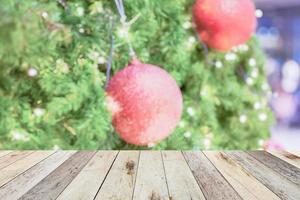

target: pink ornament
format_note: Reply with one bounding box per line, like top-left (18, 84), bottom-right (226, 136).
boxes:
top-left (106, 59), bottom-right (183, 146)
top-left (193, 0), bottom-right (257, 51)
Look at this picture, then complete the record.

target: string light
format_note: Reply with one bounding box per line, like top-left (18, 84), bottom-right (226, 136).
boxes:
top-left (33, 108), bottom-right (45, 117)
top-left (147, 143), bottom-right (155, 148)
top-left (98, 56), bottom-right (106, 64)
top-left (254, 102), bottom-right (261, 110)
top-left (53, 145), bottom-right (61, 150)
top-left (248, 58), bottom-right (257, 67)
top-left (79, 28), bottom-right (85, 33)
top-left (11, 131), bottom-right (30, 142)
top-left (184, 131), bottom-right (192, 138)
top-left (239, 115), bottom-right (247, 123)
top-left (215, 61), bottom-right (223, 69)
top-left (41, 12), bottom-right (48, 19)
top-left (183, 21), bottom-right (192, 29)
top-left (258, 113), bottom-right (267, 121)
top-left (179, 121), bottom-right (186, 128)
top-left (28, 68), bottom-right (38, 77)
top-left (76, 7), bottom-right (85, 17)
top-left (246, 77), bottom-right (254, 85)
top-left (225, 53), bottom-right (237, 61)
top-left (187, 107), bottom-right (195, 117)
top-left (203, 138), bottom-right (211, 149)
top-left (251, 69), bottom-right (259, 78)
top-left (255, 9), bottom-right (264, 18)
top-left (238, 44), bottom-right (249, 52)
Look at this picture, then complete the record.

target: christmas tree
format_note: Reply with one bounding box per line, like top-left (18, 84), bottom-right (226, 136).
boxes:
top-left (0, 0), bottom-right (273, 150)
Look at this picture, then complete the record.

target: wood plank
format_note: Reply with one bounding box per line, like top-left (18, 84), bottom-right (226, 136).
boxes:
top-left (57, 151), bottom-right (118, 200)
top-left (0, 151), bottom-right (33, 170)
top-left (289, 151), bottom-right (300, 157)
top-left (204, 151), bottom-right (280, 200)
top-left (183, 151), bottom-right (242, 200)
top-left (0, 151), bottom-right (13, 158)
top-left (0, 151), bottom-right (76, 200)
top-left (162, 151), bottom-right (206, 200)
top-left (0, 151), bottom-right (54, 187)
top-left (268, 151), bottom-right (300, 172)
top-left (133, 151), bottom-right (170, 200)
top-left (226, 151), bottom-right (300, 200)
top-left (19, 151), bottom-right (95, 200)
top-left (95, 151), bottom-right (139, 200)
top-left (248, 151), bottom-right (300, 186)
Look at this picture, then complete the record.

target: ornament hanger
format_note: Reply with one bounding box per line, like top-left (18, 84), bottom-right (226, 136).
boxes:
top-left (114, 0), bottom-right (140, 58)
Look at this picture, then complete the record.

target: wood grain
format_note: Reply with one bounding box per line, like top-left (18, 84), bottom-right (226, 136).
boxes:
top-left (58, 151), bottom-right (118, 200)
top-left (0, 151), bottom-right (12, 158)
top-left (0, 151), bottom-right (33, 170)
top-left (0, 151), bottom-right (76, 200)
top-left (0, 151), bottom-right (54, 187)
top-left (183, 151), bottom-right (242, 200)
top-left (162, 151), bottom-right (205, 200)
top-left (95, 151), bottom-right (139, 200)
top-left (204, 151), bottom-right (280, 200)
top-left (268, 151), bottom-right (300, 169)
top-left (227, 151), bottom-right (300, 200)
top-left (19, 151), bottom-right (95, 200)
top-left (133, 151), bottom-right (170, 200)
top-left (249, 151), bottom-right (300, 186)
top-left (0, 150), bottom-right (298, 200)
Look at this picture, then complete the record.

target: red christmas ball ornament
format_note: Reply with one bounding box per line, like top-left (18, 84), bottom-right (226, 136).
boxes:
top-left (106, 59), bottom-right (183, 146)
top-left (193, 0), bottom-right (257, 51)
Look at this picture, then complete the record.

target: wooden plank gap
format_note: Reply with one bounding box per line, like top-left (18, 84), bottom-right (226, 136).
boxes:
top-left (56, 151), bottom-right (119, 200)
top-left (160, 151), bottom-right (172, 200)
top-left (130, 151), bottom-right (140, 200)
top-left (95, 151), bottom-right (139, 200)
top-left (226, 151), bottom-right (300, 200)
top-left (204, 151), bottom-right (280, 200)
top-left (183, 151), bottom-right (242, 200)
top-left (248, 151), bottom-right (300, 186)
top-left (92, 151), bottom-right (120, 200)
top-left (19, 151), bottom-right (95, 200)
top-left (0, 151), bottom-right (76, 200)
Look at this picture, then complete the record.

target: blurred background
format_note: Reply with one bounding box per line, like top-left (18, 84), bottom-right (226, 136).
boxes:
top-left (254, 0), bottom-right (300, 150)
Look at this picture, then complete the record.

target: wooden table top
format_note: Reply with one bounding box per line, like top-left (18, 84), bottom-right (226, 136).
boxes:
top-left (0, 151), bottom-right (299, 200)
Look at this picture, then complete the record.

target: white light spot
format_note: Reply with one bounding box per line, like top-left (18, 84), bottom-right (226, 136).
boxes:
top-left (187, 107), bottom-right (195, 117)
top-left (258, 139), bottom-right (265, 146)
top-left (53, 145), bottom-right (60, 150)
top-left (215, 61), bottom-right (223, 69)
top-left (239, 115), bottom-right (247, 123)
top-left (184, 131), bottom-right (192, 138)
top-left (259, 113), bottom-right (267, 121)
top-left (225, 53), bottom-right (237, 61)
top-left (203, 138), bottom-right (211, 149)
top-left (249, 58), bottom-right (257, 67)
top-left (261, 83), bottom-right (269, 91)
top-left (79, 28), bottom-right (85, 33)
top-left (34, 108), bottom-right (45, 117)
top-left (255, 9), bottom-right (264, 18)
top-left (183, 21), bottom-right (192, 29)
top-left (246, 77), bottom-right (254, 86)
top-left (179, 121), bottom-right (185, 128)
top-left (254, 102), bottom-right (261, 110)
top-left (188, 36), bottom-right (196, 44)
top-left (98, 57), bottom-right (106, 64)
top-left (251, 69), bottom-right (259, 78)
top-left (147, 143), bottom-right (155, 148)
top-left (76, 7), bottom-right (85, 17)
top-left (41, 12), bottom-right (48, 19)
top-left (238, 44), bottom-right (249, 52)
top-left (28, 68), bottom-right (38, 77)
